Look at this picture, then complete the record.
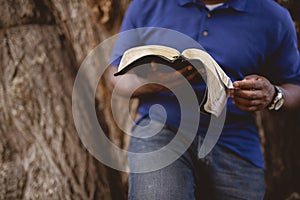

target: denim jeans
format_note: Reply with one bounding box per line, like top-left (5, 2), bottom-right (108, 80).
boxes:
top-left (128, 118), bottom-right (265, 200)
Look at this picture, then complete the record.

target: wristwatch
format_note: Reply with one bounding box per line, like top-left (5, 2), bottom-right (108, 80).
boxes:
top-left (268, 85), bottom-right (285, 111)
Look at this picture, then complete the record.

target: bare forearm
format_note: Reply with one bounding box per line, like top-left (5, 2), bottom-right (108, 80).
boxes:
top-left (108, 66), bottom-right (163, 98)
top-left (231, 75), bottom-right (300, 112)
top-left (279, 83), bottom-right (300, 110)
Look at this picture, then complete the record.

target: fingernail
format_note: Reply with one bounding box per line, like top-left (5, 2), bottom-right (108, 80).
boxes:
top-left (187, 66), bottom-right (193, 71)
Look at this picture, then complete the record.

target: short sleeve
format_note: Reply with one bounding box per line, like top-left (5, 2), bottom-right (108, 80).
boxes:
top-left (110, 1), bottom-right (143, 66)
top-left (263, 10), bottom-right (300, 86)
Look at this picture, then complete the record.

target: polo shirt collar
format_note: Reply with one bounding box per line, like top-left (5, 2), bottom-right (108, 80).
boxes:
top-left (226, 0), bottom-right (248, 12)
top-left (177, 0), bottom-right (197, 6)
top-left (177, 0), bottom-right (248, 12)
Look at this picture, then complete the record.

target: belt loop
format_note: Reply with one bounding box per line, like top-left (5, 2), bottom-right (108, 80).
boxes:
top-left (197, 135), bottom-right (204, 159)
top-left (197, 135), bottom-right (212, 165)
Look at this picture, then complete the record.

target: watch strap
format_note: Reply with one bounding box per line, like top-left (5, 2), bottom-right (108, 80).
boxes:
top-left (268, 85), bottom-right (284, 110)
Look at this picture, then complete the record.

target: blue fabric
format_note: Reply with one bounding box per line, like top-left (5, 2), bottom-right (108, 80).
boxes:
top-left (111, 0), bottom-right (300, 168)
top-left (129, 118), bottom-right (265, 199)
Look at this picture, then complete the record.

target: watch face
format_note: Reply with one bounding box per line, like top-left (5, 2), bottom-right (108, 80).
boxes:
top-left (275, 98), bottom-right (285, 110)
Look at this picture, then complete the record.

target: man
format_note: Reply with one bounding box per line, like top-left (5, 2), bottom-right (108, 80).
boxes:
top-left (108, 0), bottom-right (300, 199)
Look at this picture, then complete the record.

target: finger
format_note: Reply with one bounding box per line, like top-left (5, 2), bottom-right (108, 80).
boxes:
top-left (233, 79), bottom-right (264, 90)
top-left (164, 71), bottom-right (198, 89)
top-left (244, 74), bottom-right (261, 80)
top-left (185, 70), bottom-right (199, 81)
top-left (151, 71), bottom-right (183, 85)
top-left (198, 68), bottom-right (206, 77)
top-left (163, 66), bottom-right (195, 83)
top-left (182, 68), bottom-right (199, 78)
top-left (234, 89), bottom-right (264, 100)
top-left (232, 102), bottom-right (258, 112)
top-left (148, 65), bottom-right (196, 85)
top-left (228, 89), bottom-right (235, 98)
top-left (233, 96), bottom-right (262, 107)
top-left (170, 73), bottom-right (195, 86)
top-left (150, 60), bottom-right (157, 71)
top-left (177, 65), bottom-right (194, 74)
top-left (232, 99), bottom-right (260, 112)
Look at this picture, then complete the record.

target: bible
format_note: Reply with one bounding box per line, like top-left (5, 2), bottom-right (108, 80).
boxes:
top-left (114, 45), bottom-right (233, 117)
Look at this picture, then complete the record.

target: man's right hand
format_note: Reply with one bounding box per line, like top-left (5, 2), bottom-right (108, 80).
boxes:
top-left (145, 62), bottom-right (200, 91)
top-left (108, 62), bottom-right (200, 98)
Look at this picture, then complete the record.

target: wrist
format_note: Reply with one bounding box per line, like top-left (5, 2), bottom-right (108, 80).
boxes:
top-left (133, 76), bottom-right (166, 96)
top-left (268, 85), bottom-right (285, 111)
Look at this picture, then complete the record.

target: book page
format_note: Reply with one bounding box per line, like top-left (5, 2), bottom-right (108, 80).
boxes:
top-left (118, 45), bottom-right (180, 73)
top-left (182, 49), bottom-right (233, 117)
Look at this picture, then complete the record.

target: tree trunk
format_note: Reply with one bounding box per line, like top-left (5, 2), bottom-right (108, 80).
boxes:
top-left (0, 0), bottom-right (130, 199)
top-left (260, 1), bottom-right (300, 200)
top-left (259, 111), bottom-right (300, 200)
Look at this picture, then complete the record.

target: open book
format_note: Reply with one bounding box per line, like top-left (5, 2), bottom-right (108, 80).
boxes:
top-left (114, 45), bottom-right (233, 117)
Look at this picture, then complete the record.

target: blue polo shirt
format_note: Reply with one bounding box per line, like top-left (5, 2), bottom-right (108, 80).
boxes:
top-left (111, 0), bottom-right (300, 168)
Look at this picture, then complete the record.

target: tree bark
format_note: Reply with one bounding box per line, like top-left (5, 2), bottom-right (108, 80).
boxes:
top-left (0, 0), bottom-right (130, 199)
top-left (259, 1), bottom-right (300, 200)
top-left (259, 111), bottom-right (300, 200)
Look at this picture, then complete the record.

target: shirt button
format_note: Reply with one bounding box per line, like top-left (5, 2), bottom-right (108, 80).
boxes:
top-left (202, 31), bottom-right (209, 36)
top-left (207, 13), bottom-right (212, 18)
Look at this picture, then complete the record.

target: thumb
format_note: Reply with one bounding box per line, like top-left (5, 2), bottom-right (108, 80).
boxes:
top-left (150, 60), bottom-right (157, 71)
top-left (244, 74), bottom-right (260, 80)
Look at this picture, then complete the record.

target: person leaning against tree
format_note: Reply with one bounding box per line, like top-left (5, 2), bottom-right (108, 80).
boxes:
top-left (108, 0), bottom-right (300, 199)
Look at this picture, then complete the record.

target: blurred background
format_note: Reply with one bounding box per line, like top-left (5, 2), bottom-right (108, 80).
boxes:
top-left (0, 0), bottom-right (299, 199)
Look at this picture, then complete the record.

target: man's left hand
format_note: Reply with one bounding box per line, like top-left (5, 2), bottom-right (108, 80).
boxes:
top-left (230, 75), bottom-right (275, 111)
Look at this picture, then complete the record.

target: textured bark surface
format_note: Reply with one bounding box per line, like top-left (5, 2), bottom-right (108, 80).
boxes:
top-left (0, 0), bottom-right (130, 199)
top-left (261, 1), bottom-right (300, 200)
top-left (0, 24), bottom-right (109, 200)
top-left (0, 0), bottom-right (300, 199)
top-left (260, 111), bottom-right (300, 200)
